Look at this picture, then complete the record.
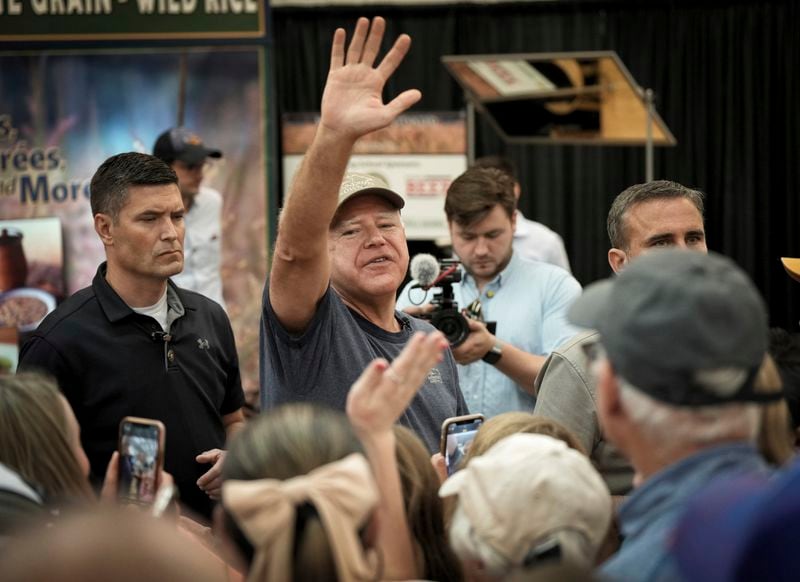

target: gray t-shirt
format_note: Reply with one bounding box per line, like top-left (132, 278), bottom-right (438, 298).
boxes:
top-left (260, 286), bottom-right (469, 452)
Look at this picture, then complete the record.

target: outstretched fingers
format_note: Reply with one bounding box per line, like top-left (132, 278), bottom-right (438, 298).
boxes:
top-left (385, 89), bottom-right (423, 119)
top-left (388, 331), bottom-right (448, 398)
top-left (345, 17), bottom-right (371, 65)
top-left (329, 27), bottom-right (346, 71)
top-left (360, 16), bottom-right (386, 67)
top-left (376, 33), bottom-right (412, 80)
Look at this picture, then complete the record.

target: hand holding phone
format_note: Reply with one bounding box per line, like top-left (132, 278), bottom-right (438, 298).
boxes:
top-left (118, 417), bottom-right (165, 505)
top-left (440, 413), bottom-right (485, 476)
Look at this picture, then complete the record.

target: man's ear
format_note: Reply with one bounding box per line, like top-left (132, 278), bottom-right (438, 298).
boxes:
top-left (608, 248), bottom-right (628, 273)
top-left (94, 213), bottom-right (114, 247)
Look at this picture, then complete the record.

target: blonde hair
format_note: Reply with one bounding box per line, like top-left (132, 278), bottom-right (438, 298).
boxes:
top-left (463, 412), bottom-right (587, 468)
top-left (393, 425), bottom-right (462, 582)
top-left (755, 354), bottom-right (795, 465)
top-left (0, 373), bottom-right (93, 504)
top-left (221, 404), bottom-right (368, 582)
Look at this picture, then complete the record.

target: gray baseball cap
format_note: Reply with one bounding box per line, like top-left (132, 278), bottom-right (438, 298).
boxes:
top-left (569, 249), bottom-right (770, 406)
top-left (337, 173), bottom-right (405, 211)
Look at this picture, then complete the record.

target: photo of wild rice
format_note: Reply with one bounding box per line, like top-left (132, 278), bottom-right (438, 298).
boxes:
top-left (0, 217), bottom-right (64, 298)
top-left (0, 292), bottom-right (53, 330)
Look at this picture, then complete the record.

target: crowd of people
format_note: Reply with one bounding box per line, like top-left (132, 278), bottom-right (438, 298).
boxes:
top-left (1, 15), bottom-right (800, 582)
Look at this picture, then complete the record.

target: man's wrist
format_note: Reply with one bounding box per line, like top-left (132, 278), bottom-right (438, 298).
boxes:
top-left (482, 341), bottom-right (503, 365)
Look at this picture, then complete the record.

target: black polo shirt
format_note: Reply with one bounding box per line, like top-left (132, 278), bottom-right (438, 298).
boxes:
top-left (19, 263), bottom-right (244, 519)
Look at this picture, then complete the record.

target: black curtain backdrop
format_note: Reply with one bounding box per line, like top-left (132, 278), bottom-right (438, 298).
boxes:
top-left (271, 0), bottom-right (800, 330)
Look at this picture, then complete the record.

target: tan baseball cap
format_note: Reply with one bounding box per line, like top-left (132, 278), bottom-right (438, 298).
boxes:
top-left (337, 173), bottom-right (405, 211)
top-left (439, 433), bottom-right (611, 567)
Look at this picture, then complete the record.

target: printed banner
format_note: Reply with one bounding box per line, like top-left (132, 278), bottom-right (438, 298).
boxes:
top-left (0, 0), bottom-right (265, 41)
top-left (0, 47), bottom-right (268, 391)
top-left (282, 112), bottom-right (467, 243)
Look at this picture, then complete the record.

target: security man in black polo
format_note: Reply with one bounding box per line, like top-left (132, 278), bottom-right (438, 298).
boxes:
top-left (19, 152), bottom-right (244, 521)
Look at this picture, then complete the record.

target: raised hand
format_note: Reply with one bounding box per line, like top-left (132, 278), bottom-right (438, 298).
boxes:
top-left (346, 331), bottom-right (448, 436)
top-left (320, 16), bottom-right (422, 141)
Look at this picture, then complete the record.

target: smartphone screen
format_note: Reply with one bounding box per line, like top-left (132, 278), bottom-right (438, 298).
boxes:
top-left (444, 416), bottom-right (484, 476)
top-left (118, 418), bottom-right (163, 505)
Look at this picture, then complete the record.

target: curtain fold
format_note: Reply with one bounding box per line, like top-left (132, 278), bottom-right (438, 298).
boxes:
top-left (273, 0), bottom-right (800, 329)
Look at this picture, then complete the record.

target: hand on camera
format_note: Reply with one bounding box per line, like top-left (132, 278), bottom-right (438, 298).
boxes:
top-left (451, 318), bottom-right (494, 365)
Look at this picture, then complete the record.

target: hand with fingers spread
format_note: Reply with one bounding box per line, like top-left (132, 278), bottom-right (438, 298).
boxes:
top-left (346, 330), bottom-right (448, 436)
top-left (321, 16), bottom-right (422, 141)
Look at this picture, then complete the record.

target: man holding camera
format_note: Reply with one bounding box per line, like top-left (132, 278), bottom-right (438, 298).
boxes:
top-left (260, 17), bottom-right (468, 453)
top-left (398, 167), bottom-right (582, 417)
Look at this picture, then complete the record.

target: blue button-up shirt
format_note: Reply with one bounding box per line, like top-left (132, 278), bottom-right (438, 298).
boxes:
top-left (602, 442), bottom-right (772, 582)
top-left (398, 253), bottom-right (581, 417)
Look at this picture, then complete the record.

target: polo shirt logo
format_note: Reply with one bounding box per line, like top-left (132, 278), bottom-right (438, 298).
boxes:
top-left (427, 368), bottom-right (443, 385)
top-left (197, 338), bottom-right (210, 350)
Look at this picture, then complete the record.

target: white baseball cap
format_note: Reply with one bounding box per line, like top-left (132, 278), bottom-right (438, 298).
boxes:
top-left (440, 433), bottom-right (611, 567)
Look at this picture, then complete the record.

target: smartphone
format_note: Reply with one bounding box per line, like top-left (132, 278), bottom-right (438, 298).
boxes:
top-left (440, 414), bottom-right (485, 476)
top-left (117, 416), bottom-right (165, 505)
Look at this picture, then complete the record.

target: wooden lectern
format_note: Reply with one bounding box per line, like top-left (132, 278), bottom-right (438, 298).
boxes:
top-left (442, 51), bottom-right (676, 181)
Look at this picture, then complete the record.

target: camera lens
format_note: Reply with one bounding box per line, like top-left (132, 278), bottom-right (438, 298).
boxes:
top-left (432, 309), bottom-right (470, 347)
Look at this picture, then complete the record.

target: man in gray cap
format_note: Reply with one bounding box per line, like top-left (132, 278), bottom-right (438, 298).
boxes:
top-left (260, 17), bottom-right (467, 452)
top-left (570, 248), bottom-right (778, 581)
top-left (153, 127), bottom-right (225, 309)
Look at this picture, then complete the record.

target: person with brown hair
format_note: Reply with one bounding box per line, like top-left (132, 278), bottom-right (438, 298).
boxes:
top-left (393, 425), bottom-right (463, 581)
top-left (19, 152), bottom-right (244, 521)
top-left (472, 155), bottom-right (571, 272)
top-left (0, 373), bottom-right (94, 509)
top-left (220, 330), bottom-right (449, 581)
top-left (398, 167), bottom-right (582, 418)
top-left (534, 180), bottom-right (708, 494)
top-left (463, 412), bottom-right (587, 468)
top-left (0, 372), bottom-right (180, 536)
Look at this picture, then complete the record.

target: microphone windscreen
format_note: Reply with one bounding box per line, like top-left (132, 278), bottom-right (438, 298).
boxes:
top-left (410, 253), bottom-right (440, 287)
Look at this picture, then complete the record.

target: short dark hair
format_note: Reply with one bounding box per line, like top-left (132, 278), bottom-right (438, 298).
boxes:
top-left (607, 180), bottom-right (705, 250)
top-left (90, 153), bottom-right (178, 222)
top-left (471, 155), bottom-right (518, 182)
top-left (445, 167), bottom-right (516, 227)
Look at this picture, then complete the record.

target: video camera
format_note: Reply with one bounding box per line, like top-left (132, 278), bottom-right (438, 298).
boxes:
top-left (424, 259), bottom-right (471, 347)
top-left (409, 255), bottom-right (494, 347)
